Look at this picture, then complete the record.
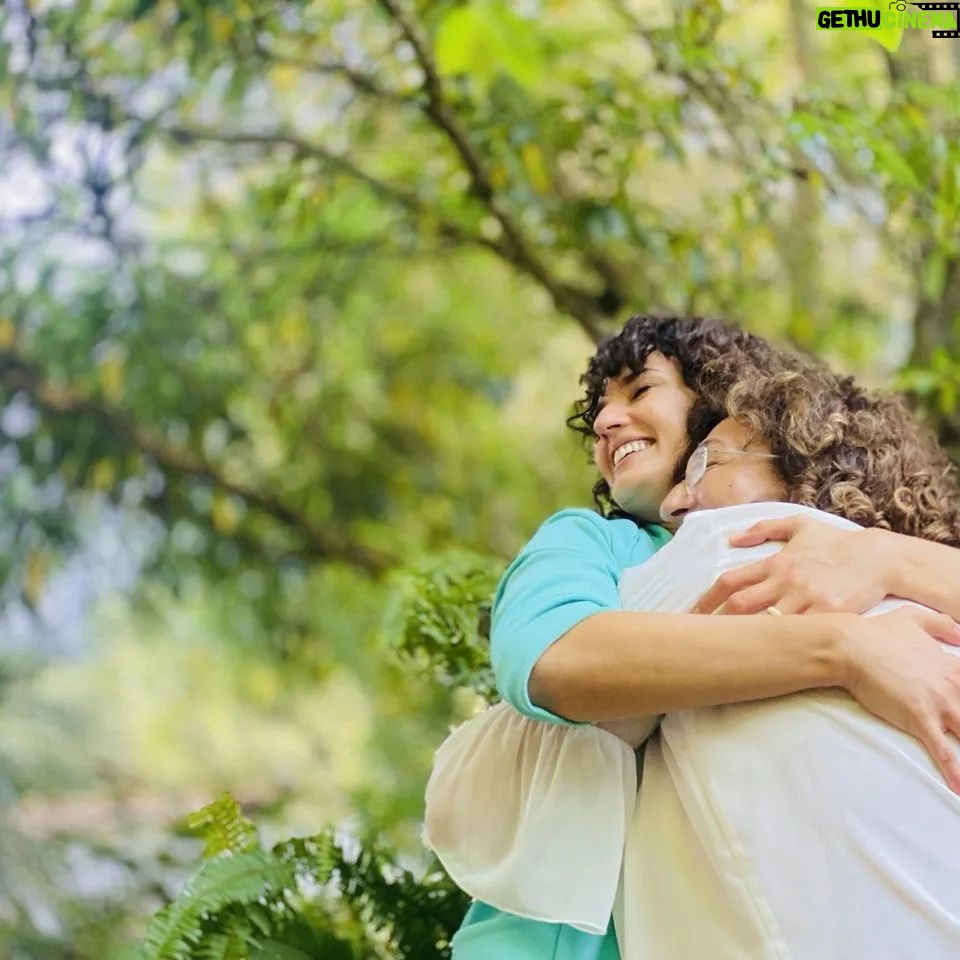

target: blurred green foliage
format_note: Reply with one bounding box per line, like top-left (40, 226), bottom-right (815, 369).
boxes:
top-left (143, 794), bottom-right (468, 959)
top-left (387, 551), bottom-right (502, 701)
top-left (0, 0), bottom-right (957, 955)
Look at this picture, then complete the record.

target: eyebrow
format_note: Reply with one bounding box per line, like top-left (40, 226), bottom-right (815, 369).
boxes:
top-left (596, 369), bottom-right (659, 413)
top-left (700, 437), bottom-right (750, 455)
top-left (703, 433), bottom-right (766, 452)
top-left (702, 436), bottom-right (774, 456)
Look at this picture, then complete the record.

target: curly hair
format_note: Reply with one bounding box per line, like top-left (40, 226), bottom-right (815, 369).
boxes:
top-left (698, 358), bottom-right (960, 547)
top-left (568, 315), bottom-right (801, 514)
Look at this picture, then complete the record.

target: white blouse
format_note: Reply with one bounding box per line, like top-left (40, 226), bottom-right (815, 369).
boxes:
top-left (423, 503), bottom-right (960, 958)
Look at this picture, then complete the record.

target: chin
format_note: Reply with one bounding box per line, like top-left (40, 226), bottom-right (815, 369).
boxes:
top-left (612, 487), bottom-right (662, 523)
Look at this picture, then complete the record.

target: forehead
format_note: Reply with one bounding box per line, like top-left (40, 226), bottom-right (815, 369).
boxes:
top-left (703, 417), bottom-right (757, 450)
top-left (602, 351), bottom-right (679, 393)
top-left (636, 351), bottom-right (677, 377)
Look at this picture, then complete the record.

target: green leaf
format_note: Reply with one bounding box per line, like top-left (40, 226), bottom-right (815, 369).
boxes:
top-left (435, 1), bottom-right (542, 89)
top-left (384, 551), bottom-right (501, 700)
top-left (869, 21), bottom-right (904, 53)
top-left (251, 920), bottom-right (355, 960)
top-left (873, 141), bottom-right (921, 189)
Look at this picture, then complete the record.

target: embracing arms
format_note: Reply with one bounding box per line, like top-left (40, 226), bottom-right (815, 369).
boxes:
top-left (531, 610), bottom-right (842, 720)
top-left (493, 511), bottom-right (960, 791)
top-left (531, 607), bottom-right (960, 791)
top-left (693, 515), bottom-right (960, 619)
top-left (884, 533), bottom-right (960, 620)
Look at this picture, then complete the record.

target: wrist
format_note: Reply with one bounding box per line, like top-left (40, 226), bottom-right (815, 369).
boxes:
top-left (777, 613), bottom-right (854, 690)
top-left (865, 527), bottom-right (904, 598)
top-left (815, 613), bottom-right (862, 690)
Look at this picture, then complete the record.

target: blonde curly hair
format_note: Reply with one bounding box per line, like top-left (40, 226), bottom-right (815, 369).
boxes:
top-left (697, 358), bottom-right (960, 547)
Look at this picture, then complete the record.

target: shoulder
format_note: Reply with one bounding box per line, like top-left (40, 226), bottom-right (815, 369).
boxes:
top-left (524, 508), bottom-right (670, 567)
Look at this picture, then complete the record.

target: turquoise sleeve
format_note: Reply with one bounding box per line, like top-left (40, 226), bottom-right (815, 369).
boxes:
top-left (489, 508), bottom-right (666, 725)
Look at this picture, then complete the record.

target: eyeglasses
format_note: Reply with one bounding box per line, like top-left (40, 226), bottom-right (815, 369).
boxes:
top-left (684, 442), bottom-right (779, 493)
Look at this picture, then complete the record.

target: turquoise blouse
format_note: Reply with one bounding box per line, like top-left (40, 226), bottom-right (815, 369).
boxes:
top-left (451, 509), bottom-right (670, 959)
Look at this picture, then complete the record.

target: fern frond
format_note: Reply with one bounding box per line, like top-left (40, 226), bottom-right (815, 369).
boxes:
top-left (184, 794), bottom-right (259, 858)
top-left (196, 923), bottom-right (256, 960)
top-left (336, 843), bottom-right (469, 959)
top-left (144, 809), bottom-right (467, 959)
top-left (249, 921), bottom-right (357, 960)
top-left (272, 830), bottom-right (339, 884)
top-left (142, 850), bottom-right (293, 960)
top-left (249, 940), bottom-right (325, 960)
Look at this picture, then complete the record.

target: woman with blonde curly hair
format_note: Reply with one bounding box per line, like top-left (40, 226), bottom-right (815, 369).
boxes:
top-left (679, 355), bottom-right (960, 546)
top-left (428, 331), bottom-right (960, 960)
top-left (626, 364), bottom-right (960, 959)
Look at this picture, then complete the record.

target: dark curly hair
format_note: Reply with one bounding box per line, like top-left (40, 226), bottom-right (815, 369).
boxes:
top-left (698, 358), bottom-right (960, 546)
top-left (568, 315), bottom-right (800, 514)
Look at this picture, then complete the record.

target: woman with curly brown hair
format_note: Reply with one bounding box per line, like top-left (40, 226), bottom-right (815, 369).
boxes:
top-left (439, 315), bottom-right (960, 960)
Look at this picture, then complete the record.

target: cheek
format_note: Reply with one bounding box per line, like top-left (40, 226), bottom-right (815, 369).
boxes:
top-left (704, 479), bottom-right (736, 508)
top-left (593, 444), bottom-right (613, 483)
top-left (697, 470), bottom-right (751, 508)
top-left (648, 395), bottom-right (694, 449)
top-left (731, 468), bottom-right (785, 504)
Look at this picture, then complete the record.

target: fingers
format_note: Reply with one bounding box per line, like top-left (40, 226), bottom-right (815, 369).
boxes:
top-left (718, 585), bottom-right (807, 616)
top-left (919, 723), bottom-right (960, 795)
top-left (803, 595), bottom-right (849, 614)
top-left (915, 609), bottom-right (960, 646)
top-left (692, 558), bottom-right (774, 614)
top-left (729, 517), bottom-right (804, 548)
top-left (944, 707), bottom-right (960, 745)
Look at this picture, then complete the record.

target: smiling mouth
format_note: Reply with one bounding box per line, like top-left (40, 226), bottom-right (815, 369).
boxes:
top-left (613, 438), bottom-right (652, 468)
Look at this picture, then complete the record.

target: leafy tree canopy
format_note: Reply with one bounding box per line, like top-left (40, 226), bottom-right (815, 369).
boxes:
top-left (0, 0), bottom-right (957, 955)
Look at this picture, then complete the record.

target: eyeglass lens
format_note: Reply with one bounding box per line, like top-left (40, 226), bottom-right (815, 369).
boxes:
top-left (686, 445), bottom-right (707, 491)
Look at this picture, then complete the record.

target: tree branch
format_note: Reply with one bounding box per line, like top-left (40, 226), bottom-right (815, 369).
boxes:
top-left (376, 0), bottom-right (609, 342)
top-left (59, 39), bottom-right (613, 345)
top-left (253, 43), bottom-right (412, 106)
top-left (0, 351), bottom-right (392, 574)
top-left (162, 121), bottom-right (609, 342)
top-left (161, 122), bottom-right (505, 257)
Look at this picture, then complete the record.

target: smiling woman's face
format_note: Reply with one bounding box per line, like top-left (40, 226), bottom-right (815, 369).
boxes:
top-left (659, 417), bottom-right (788, 524)
top-left (592, 352), bottom-right (699, 522)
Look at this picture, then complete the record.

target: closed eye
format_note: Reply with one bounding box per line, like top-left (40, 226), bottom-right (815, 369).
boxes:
top-left (631, 385), bottom-right (651, 401)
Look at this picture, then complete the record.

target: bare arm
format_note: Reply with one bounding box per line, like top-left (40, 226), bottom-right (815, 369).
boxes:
top-left (532, 607), bottom-right (960, 792)
top-left (530, 610), bottom-right (843, 722)
top-left (595, 715), bottom-right (661, 748)
top-left (491, 510), bottom-right (960, 787)
top-left (882, 530), bottom-right (960, 621)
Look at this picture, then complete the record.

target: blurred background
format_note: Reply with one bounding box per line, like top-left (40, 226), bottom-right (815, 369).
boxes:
top-left (0, 0), bottom-right (958, 956)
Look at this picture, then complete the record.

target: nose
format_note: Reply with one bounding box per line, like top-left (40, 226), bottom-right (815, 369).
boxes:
top-left (593, 400), bottom-right (630, 439)
top-left (659, 481), bottom-right (692, 524)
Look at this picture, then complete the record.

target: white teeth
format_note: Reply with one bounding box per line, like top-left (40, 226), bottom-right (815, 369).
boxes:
top-left (613, 439), bottom-right (651, 466)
